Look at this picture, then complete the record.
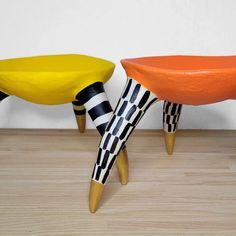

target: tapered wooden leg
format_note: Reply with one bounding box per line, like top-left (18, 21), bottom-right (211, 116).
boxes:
top-left (76, 82), bottom-right (129, 188)
top-left (89, 181), bottom-right (105, 213)
top-left (72, 100), bottom-right (86, 133)
top-left (163, 101), bottom-right (182, 155)
top-left (89, 78), bottom-right (158, 213)
top-left (164, 132), bottom-right (176, 155)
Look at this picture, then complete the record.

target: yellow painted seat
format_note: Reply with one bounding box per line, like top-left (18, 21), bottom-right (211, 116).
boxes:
top-left (0, 54), bottom-right (115, 104)
top-left (0, 54), bottom-right (129, 200)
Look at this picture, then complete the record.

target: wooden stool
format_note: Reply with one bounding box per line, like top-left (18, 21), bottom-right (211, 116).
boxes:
top-left (89, 55), bottom-right (236, 212)
top-left (0, 54), bottom-right (129, 190)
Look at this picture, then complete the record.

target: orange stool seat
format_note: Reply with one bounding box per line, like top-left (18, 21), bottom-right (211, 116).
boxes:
top-left (121, 55), bottom-right (236, 105)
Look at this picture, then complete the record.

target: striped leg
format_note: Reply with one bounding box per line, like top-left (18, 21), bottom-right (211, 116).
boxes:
top-left (0, 91), bottom-right (9, 102)
top-left (72, 100), bottom-right (86, 133)
top-left (89, 77), bottom-right (158, 213)
top-left (75, 82), bottom-right (129, 184)
top-left (163, 101), bottom-right (182, 155)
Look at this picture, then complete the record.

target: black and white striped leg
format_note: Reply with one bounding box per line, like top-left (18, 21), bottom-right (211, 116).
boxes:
top-left (76, 82), bottom-right (113, 136)
top-left (163, 101), bottom-right (182, 155)
top-left (89, 77), bottom-right (158, 213)
top-left (72, 100), bottom-right (86, 133)
top-left (76, 82), bottom-right (129, 195)
top-left (0, 91), bottom-right (9, 102)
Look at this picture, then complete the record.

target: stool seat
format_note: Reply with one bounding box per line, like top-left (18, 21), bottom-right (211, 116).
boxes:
top-left (121, 55), bottom-right (236, 105)
top-left (0, 54), bottom-right (129, 213)
top-left (0, 54), bottom-right (115, 104)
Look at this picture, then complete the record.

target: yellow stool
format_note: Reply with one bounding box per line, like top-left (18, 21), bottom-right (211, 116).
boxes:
top-left (0, 54), bottom-right (128, 191)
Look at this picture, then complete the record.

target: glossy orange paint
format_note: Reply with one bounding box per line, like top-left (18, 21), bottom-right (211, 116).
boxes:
top-left (121, 56), bottom-right (236, 105)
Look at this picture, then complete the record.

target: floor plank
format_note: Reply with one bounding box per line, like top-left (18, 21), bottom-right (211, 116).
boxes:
top-left (0, 129), bottom-right (236, 235)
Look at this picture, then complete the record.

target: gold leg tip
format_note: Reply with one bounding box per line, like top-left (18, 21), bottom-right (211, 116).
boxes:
top-left (79, 128), bottom-right (85, 134)
top-left (89, 180), bottom-right (105, 213)
top-left (167, 149), bottom-right (173, 155)
top-left (164, 132), bottom-right (176, 155)
top-left (120, 178), bottom-right (128, 185)
top-left (75, 116), bottom-right (86, 133)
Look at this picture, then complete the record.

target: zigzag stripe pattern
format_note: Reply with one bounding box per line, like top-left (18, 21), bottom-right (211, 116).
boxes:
top-left (92, 78), bottom-right (158, 184)
top-left (163, 101), bottom-right (182, 133)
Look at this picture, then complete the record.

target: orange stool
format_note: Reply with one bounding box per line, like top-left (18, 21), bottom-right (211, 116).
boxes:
top-left (89, 55), bottom-right (236, 213)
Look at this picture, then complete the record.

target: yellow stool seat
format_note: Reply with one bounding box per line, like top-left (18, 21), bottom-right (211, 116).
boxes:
top-left (0, 54), bottom-right (115, 104)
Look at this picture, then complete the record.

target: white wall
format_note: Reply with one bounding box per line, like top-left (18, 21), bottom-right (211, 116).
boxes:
top-left (0, 0), bottom-right (236, 129)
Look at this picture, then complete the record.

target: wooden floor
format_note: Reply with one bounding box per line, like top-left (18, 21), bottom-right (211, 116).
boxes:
top-left (0, 129), bottom-right (236, 235)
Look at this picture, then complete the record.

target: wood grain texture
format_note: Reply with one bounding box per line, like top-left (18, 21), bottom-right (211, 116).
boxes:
top-left (0, 129), bottom-right (236, 236)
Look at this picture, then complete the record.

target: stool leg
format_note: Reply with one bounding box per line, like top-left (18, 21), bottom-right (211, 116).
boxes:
top-left (89, 77), bottom-right (158, 213)
top-left (163, 101), bottom-right (182, 155)
top-left (76, 82), bottom-right (129, 185)
top-left (72, 100), bottom-right (86, 133)
top-left (0, 91), bottom-right (9, 102)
